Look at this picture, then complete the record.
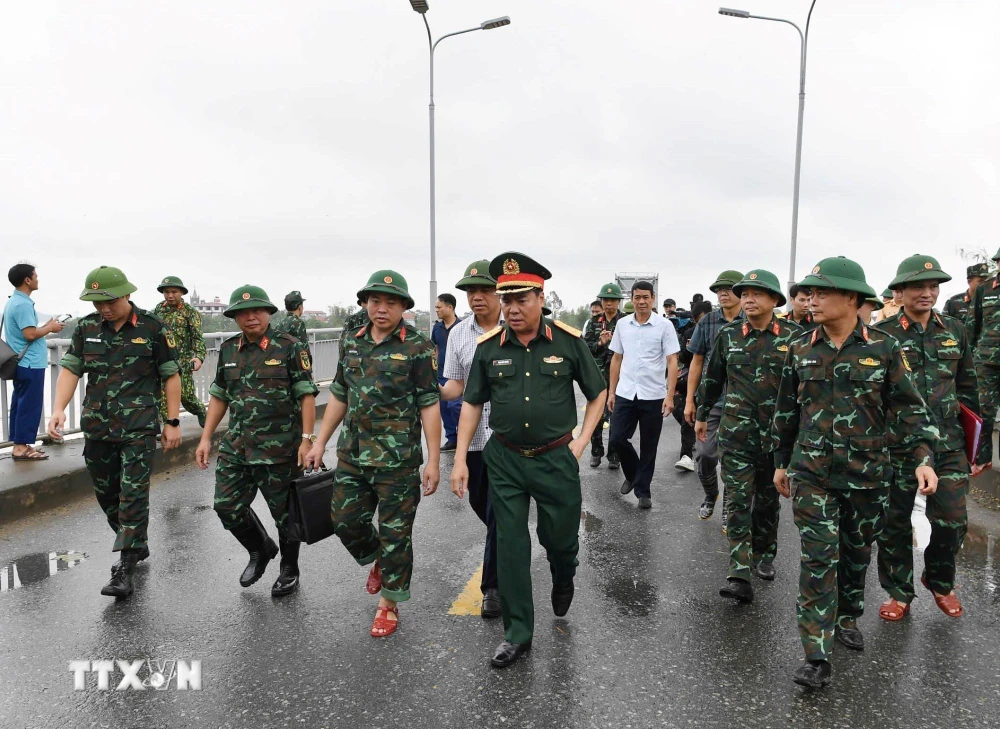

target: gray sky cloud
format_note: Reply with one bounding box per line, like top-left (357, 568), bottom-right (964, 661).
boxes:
top-left (3, 1), bottom-right (997, 318)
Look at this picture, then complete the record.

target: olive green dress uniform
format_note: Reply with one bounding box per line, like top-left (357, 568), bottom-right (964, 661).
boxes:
top-left (697, 271), bottom-right (800, 583)
top-left (875, 256), bottom-right (988, 604)
top-left (60, 268), bottom-right (180, 554)
top-left (964, 249), bottom-right (1000, 459)
top-left (772, 257), bottom-right (939, 664)
top-left (328, 271), bottom-right (439, 603)
top-left (153, 276), bottom-right (208, 427)
top-left (464, 255), bottom-right (606, 646)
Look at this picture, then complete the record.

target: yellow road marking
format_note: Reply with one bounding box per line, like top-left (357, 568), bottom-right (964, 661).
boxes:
top-left (448, 564), bottom-right (484, 616)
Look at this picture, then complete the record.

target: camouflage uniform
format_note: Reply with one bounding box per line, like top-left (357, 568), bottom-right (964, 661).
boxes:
top-left (697, 305), bottom-right (800, 582)
top-left (61, 303), bottom-right (180, 553)
top-left (964, 253), bottom-right (1000, 457)
top-left (209, 325), bottom-right (318, 536)
top-left (773, 315), bottom-right (938, 661)
top-left (876, 308), bottom-right (984, 602)
top-left (275, 311), bottom-right (308, 344)
top-left (943, 262), bottom-right (989, 320)
top-left (153, 299), bottom-right (207, 427)
top-left (584, 291), bottom-right (622, 463)
top-left (329, 274), bottom-right (439, 603)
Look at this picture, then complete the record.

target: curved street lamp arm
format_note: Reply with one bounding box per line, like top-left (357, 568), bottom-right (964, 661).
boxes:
top-left (425, 25), bottom-right (483, 104)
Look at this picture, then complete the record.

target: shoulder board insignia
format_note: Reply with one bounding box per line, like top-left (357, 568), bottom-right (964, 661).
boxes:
top-left (477, 326), bottom-right (503, 345)
top-left (131, 337), bottom-right (148, 345)
top-left (264, 358), bottom-right (281, 366)
top-left (858, 357), bottom-right (881, 367)
top-left (942, 338), bottom-right (958, 347)
top-left (543, 356), bottom-right (564, 364)
top-left (553, 320), bottom-right (582, 337)
top-left (390, 353), bottom-right (409, 361)
top-left (777, 345), bottom-right (788, 352)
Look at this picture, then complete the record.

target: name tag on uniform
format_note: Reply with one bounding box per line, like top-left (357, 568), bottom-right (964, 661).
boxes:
top-left (493, 359), bottom-right (512, 366)
top-left (728, 347), bottom-right (743, 352)
top-left (984, 295), bottom-right (999, 301)
top-left (264, 359), bottom-right (281, 366)
top-left (858, 357), bottom-right (881, 367)
top-left (799, 358), bottom-right (820, 366)
top-left (86, 338), bottom-right (102, 343)
top-left (131, 338), bottom-right (148, 345)
top-left (390, 353), bottom-right (409, 361)
top-left (543, 356), bottom-right (564, 364)
top-left (224, 362), bottom-right (238, 368)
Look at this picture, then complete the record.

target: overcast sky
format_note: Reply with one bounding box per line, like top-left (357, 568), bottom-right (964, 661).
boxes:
top-left (3, 1), bottom-right (997, 319)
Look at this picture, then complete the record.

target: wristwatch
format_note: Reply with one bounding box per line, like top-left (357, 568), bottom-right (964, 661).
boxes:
top-left (164, 418), bottom-right (180, 427)
top-left (302, 434), bottom-right (317, 443)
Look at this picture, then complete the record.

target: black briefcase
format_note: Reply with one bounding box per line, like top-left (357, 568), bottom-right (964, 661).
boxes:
top-left (287, 468), bottom-right (336, 544)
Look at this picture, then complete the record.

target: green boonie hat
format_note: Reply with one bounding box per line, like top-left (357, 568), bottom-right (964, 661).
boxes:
top-left (224, 284), bottom-right (278, 318)
top-left (596, 282), bottom-right (624, 300)
top-left (455, 260), bottom-right (497, 291)
top-left (489, 252), bottom-right (551, 294)
top-left (156, 275), bottom-right (188, 294)
top-left (967, 262), bottom-right (990, 279)
top-left (622, 301), bottom-right (635, 314)
top-left (709, 270), bottom-right (744, 293)
top-left (357, 270), bottom-right (414, 310)
top-left (864, 296), bottom-right (884, 311)
top-left (732, 269), bottom-right (787, 307)
top-left (79, 266), bottom-right (138, 302)
top-left (284, 290), bottom-right (305, 307)
top-left (796, 257), bottom-right (877, 298)
top-left (888, 254), bottom-right (952, 289)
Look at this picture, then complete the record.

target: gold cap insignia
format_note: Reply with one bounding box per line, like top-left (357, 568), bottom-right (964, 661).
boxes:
top-left (749, 273), bottom-right (758, 280)
top-left (389, 353), bottom-right (408, 361)
top-left (503, 258), bottom-right (520, 276)
top-left (162, 278), bottom-right (169, 283)
top-left (777, 345), bottom-right (788, 352)
top-left (812, 266), bottom-right (820, 274)
top-left (242, 292), bottom-right (251, 300)
top-left (606, 287), bottom-right (612, 293)
top-left (924, 262), bottom-right (933, 269)
top-left (91, 282), bottom-right (99, 289)
top-left (264, 359), bottom-right (281, 366)
top-left (131, 338), bottom-right (148, 345)
top-left (943, 338), bottom-right (958, 346)
top-left (470, 268), bottom-right (478, 275)
top-left (858, 357), bottom-right (880, 367)
top-left (384, 276), bottom-right (393, 284)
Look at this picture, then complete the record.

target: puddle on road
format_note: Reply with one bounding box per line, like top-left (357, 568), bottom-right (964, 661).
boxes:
top-left (1, 551), bottom-right (88, 593)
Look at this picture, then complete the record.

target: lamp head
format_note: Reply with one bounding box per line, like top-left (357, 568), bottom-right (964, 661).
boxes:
top-left (481, 16), bottom-right (511, 30)
top-left (409, 1), bottom-right (429, 13)
top-left (718, 7), bottom-right (751, 17)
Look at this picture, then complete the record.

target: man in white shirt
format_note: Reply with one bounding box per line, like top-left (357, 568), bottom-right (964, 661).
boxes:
top-left (608, 281), bottom-right (680, 509)
top-left (440, 260), bottom-right (504, 619)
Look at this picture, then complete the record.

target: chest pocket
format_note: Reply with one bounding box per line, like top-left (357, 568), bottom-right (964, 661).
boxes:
top-left (257, 364), bottom-right (288, 381)
top-left (488, 362), bottom-right (517, 403)
top-left (124, 342), bottom-right (153, 362)
top-left (538, 361), bottom-right (571, 402)
top-left (377, 359), bottom-right (411, 396)
top-left (82, 339), bottom-right (107, 364)
top-left (849, 366), bottom-right (885, 406)
top-left (223, 367), bottom-right (242, 383)
top-left (936, 349), bottom-right (961, 378)
top-left (900, 348), bottom-right (922, 368)
top-left (726, 352), bottom-right (750, 367)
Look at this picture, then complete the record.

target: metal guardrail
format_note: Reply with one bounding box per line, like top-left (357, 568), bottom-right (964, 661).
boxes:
top-left (0, 328), bottom-right (342, 447)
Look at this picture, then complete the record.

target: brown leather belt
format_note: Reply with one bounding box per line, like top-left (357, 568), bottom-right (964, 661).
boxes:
top-left (494, 433), bottom-right (573, 458)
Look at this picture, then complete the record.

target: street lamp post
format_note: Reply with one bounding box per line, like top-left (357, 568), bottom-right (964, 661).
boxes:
top-left (719, 2), bottom-right (819, 295)
top-left (409, 1), bottom-right (511, 334)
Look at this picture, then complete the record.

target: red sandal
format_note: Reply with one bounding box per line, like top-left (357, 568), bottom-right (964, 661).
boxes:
top-left (365, 562), bottom-right (382, 595)
top-left (878, 598), bottom-right (910, 621)
top-left (921, 576), bottom-right (963, 618)
top-left (370, 605), bottom-right (399, 638)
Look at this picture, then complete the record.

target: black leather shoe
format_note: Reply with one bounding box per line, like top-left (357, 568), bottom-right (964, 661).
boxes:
top-left (698, 498), bottom-right (718, 520)
top-left (441, 440), bottom-right (457, 452)
top-left (638, 497), bottom-right (652, 510)
top-left (231, 510), bottom-right (279, 587)
top-left (481, 588), bottom-right (502, 619)
top-left (552, 581), bottom-right (575, 617)
top-left (271, 538), bottom-right (301, 597)
top-left (835, 624), bottom-right (864, 651)
top-left (490, 641), bottom-right (531, 668)
top-left (101, 550), bottom-right (139, 598)
top-left (607, 455), bottom-right (620, 470)
top-left (719, 578), bottom-right (754, 603)
top-left (793, 660), bottom-right (831, 688)
top-left (754, 562), bottom-right (776, 581)
top-left (589, 455), bottom-right (602, 468)
top-left (111, 545), bottom-right (149, 575)
top-left (620, 479), bottom-right (633, 495)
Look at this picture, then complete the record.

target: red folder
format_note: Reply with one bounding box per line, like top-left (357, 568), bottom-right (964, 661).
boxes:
top-left (960, 403), bottom-right (983, 464)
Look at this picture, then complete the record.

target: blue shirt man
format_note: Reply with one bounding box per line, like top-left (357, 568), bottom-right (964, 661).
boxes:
top-left (432, 293), bottom-right (462, 448)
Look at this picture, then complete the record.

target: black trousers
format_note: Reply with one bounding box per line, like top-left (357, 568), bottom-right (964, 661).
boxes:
top-left (671, 389), bottom-right (695, 459)
top-left (465, 449), bottom-right (498, 591)
top-left (609, 397), bottom-right (664, 499)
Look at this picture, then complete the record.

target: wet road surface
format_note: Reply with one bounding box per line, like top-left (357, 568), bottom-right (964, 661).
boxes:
top-left (1, 415), bottom-right (999, 729)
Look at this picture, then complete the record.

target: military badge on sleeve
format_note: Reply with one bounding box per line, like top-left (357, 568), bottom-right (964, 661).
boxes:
top-left (299, 350), bottom-right (312, 371)
top-left (165, 332), bottom-right (177, 349)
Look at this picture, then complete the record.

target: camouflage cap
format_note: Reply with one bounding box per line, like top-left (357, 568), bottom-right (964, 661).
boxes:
top-left (455, 260), bottom-right (497, 291)
top-left (357, 270), bottom-right (415, 310)
top-left (797, 257), bottom-right (877, 298)
top-left (967, 262), bottom-right (990, 279)
top-left (732, 269), bottom-right (786, 307)
top-left (284, 290), bottom-right (305, 307)
top-left (888, 254), bottom-right (952, 289)
top-left (709, 270), bottom-right (744, 293)
top-left (156, 275), bottom-right (188, 294)
top-left (223, 284), bottom-right (278, 318)
top-left (596, 282), bottom-right (624, 300)
top-left (79, 266), bottom-right (138, 302)
top-left (489, 252), bottom-right (551, 294)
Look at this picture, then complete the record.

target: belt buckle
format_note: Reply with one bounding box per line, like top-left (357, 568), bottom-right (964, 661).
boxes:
top-left (520, 446), bottom-right (537, 458)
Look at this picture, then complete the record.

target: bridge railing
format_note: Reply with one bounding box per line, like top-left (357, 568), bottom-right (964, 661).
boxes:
top-left (0, 328), bottom-right (342, 447)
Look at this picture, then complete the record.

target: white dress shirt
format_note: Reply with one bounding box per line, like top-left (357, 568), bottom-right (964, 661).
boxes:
top-left (608, 312), bottom-right (680, 400)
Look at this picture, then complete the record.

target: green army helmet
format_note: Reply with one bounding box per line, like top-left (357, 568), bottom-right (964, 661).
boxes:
top-left (796, 257), bottom-right (877, 299)
top-left (881, 288), bottom-right (894, 299)
top-left (455, 260), bottom-right (497, 291)
top-left (709, 270), bottom-right (744, 293)
top-left (596, 282), bottom-right (624, 300)
top-left (967, 262), bottom-right (990, 279)
top-left (732, 269), bottom-right (786, 307)
top-left (887, 254), bottom-right (952, 289)
top-left (622, 301), bottom-right (635, 314)
top-left (284, 290), bottom-right (305, 308)
top-left (223, 284), bottom-right (278, 318)
top-left (156, 275), bottom-right (188, 294)
top-left (79, 265), bottom-right (138, 302)
top-left (489, 252), bottom-right (552, 294)
top-left (357, 270), bottom-right (415, 310)
top-left (865, 296), bottom-right (885, 311)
